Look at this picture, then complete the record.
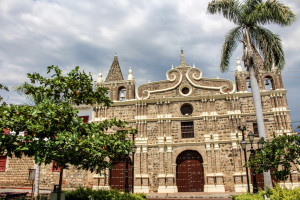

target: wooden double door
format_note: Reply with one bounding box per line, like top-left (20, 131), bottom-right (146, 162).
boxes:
top-left (176, 150), bottom-right (204, 192)
top-left (251, 169), bottom-right (277, 190)
top-left (110, 158), bottom-right (132, 191)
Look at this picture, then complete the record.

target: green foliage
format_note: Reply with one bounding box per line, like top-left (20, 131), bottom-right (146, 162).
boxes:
top-left (207, 0), bottom-right (295, 72)
top-left (233, 184), bottom-right (300, 200)
top-left (248, 134), bottom-right (300, 181)
top-left (18, 65), bottom-right (111, 106)
top-left (65, 187), bottom-right (147, 200)
top-left (0, 66), bottom-right (134, 174)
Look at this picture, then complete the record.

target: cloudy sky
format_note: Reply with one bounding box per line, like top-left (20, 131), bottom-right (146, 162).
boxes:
top-left (1, 0), bottom-right (300, 130)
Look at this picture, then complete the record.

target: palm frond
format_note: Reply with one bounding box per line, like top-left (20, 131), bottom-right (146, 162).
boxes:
top-left (220, 26), bottom-right (243, 72)
top-left (14, 85), bottom-right (35, 105)
top-left (242, 0), bottom-right (262, 15)
top-left (248, 0), bottom-right (296, 26)
top-left (14, 84), bottom-right (44, 105)
top-left (207, 0), bottom-right (241, 24)
top-left (248, 25), bottom-right (284, 71)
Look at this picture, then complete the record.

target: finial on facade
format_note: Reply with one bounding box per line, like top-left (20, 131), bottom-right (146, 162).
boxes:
top-left (193, 64), bottom-right (196, 68)
top-left (236, 57), bottom-right (243, 72)
top-left (128, 67), bottom-right (134, 80)
top-left (180, 49), bottom-right (186, 65)
top-left (171, 64), bottom-right (174, 69)
top-left (97, 69), bottom-right (103, 83)
top-left (114, 52), bottom-right (117, 57)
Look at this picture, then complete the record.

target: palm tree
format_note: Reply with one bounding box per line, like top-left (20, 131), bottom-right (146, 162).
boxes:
top-left (207, 0), bottom-right (295, 189)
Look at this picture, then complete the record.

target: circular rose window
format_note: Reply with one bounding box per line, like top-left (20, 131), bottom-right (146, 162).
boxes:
top-left (181, 104), bottom-right (193, 116)
top-left (179, 85), bottom-right (192, 96)
top-left (182, 87), bottom-right (190, 94)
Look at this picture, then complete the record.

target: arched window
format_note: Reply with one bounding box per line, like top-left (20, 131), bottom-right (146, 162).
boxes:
top-left (246, 78), bottom-right (251, 92)
top-left (264, 76), bottom-right (274, 90)
top-left (106, 89), bottom-right (110, 98)
top-left (118, 87), bottom-right (126, 101)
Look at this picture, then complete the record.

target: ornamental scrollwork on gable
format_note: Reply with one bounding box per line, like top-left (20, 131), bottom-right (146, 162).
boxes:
top-left (136, 69), bottom-right (182, 99)
top-left (186, 67), bottom-right (235, 94)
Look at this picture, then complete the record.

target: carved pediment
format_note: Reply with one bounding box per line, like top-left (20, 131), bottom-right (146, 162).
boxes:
top-left (137, 66), bottom-right (235, 99)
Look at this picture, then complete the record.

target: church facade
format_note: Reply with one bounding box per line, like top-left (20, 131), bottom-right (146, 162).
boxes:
top-left (90, 50), bottom-right (298, 193)
top-left (0, 51), bottom-right (298, 193)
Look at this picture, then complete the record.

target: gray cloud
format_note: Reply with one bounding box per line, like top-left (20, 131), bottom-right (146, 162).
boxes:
top-left (1, 0), bottom-right (299, 129)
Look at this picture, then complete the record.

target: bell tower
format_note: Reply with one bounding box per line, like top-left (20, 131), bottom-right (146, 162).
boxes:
top-left (95, 54), bottom-right (135, 101)
top-left (234, 57), bottom-right (284, 92)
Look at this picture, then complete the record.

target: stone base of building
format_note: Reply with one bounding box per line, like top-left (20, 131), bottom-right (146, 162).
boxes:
top-left (92, 186), bottom-right (110, 190)
top-left (234, 184), bottom-right (248, 192)
top-left (204, 184), bottom-right (225, 192)
top-left (134, 186), bottom-right (150, 193)
top-left (279, 182), bottom-right (300, 189)
top-left (157, 186), bottom-right (178, 193)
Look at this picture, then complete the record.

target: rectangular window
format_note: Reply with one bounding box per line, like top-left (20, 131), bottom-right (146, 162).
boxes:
top-left (253, 123), bottom-right (259, 137)
top-left (52, 161), bottom-right (61, 172)
top-left (0, 155), bottom-right (7, 172)
top-left (79, 116), bottom-right (89, 123)
top-left (181, 121), bottom-right (194, 138)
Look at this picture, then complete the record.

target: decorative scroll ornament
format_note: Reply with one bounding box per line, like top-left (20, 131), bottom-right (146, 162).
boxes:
top-left (186, 67), bottom-right (235, 94)
top-left (136, 68), bottom-right (183, 99)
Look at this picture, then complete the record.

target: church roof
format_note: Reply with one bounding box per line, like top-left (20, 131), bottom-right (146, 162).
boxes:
top-left (105, 55), bottom-right (124, 82)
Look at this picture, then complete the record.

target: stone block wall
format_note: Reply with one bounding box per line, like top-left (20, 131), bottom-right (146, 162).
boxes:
top-left (0, 156), bottom-right (34, 187)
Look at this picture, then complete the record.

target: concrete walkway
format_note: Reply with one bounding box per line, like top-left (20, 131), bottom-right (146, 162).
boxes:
top-left (147, 192), bottom-right (240, 199)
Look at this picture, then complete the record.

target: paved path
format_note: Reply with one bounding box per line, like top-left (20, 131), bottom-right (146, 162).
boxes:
top-left (147, 192), bottom-right (239, 199)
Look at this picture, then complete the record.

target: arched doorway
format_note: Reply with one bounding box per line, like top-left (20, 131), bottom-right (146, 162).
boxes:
top-left (176, 150), bottom-right (204, 192)
top-left (110, 158), bottom-right (132, 191)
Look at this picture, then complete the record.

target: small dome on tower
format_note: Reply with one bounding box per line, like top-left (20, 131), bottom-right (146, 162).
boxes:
top-left (128, 67), bottom-right (134, 80)
top-left (97, 70), bottom-right (103, 83)
top-left (236, 57), bottom-right (243, 72)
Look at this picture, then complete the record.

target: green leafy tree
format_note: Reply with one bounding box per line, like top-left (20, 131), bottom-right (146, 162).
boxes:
top-left (248, 134), bottom-right (300, 181)
top-left (207, 0), bottom-right (295, 188)
top-left (0, 66), bottom-right (133, 200)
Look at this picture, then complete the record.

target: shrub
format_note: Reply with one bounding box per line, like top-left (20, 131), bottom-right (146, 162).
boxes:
top-left (65, 187), bottom-right (147, 200)
top-left (233, 184), bottom-right (300, 200)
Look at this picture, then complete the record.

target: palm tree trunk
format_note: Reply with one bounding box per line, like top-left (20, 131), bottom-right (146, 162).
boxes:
top-left (249, 67), bottom-right (266, 138)
top-left (249, 66), bottom-right (273, 190)
top-left (244, 27), bottom-right (273, 190)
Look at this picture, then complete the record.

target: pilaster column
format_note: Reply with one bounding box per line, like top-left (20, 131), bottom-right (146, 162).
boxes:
top-left (134, 137), bottom-right (149, 193)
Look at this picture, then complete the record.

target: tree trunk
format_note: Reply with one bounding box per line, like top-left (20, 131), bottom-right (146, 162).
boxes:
top-left (244, 27), bottom-right (273, 190)
top-left (34, 164), bottom-right (41, 198)
top-left (57, 168), bottom-right (63, 200)
top-left (249, 66), bottom-right (273, 189)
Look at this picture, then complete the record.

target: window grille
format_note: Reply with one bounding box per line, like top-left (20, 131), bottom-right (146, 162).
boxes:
top-left (181, 121), bottom-right (194, 138)
top-left (253, 123), bottom-right (259, 137)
